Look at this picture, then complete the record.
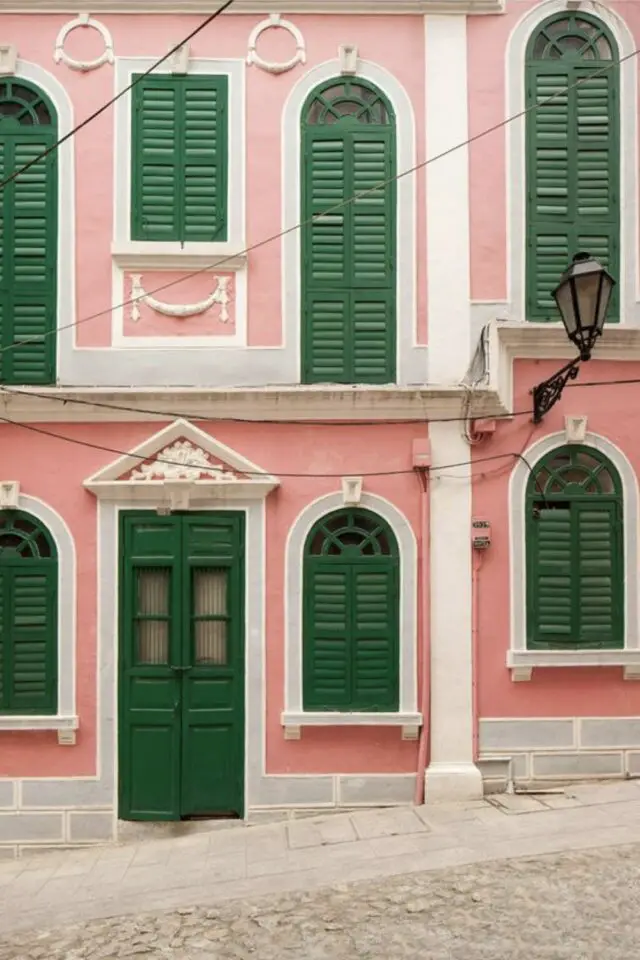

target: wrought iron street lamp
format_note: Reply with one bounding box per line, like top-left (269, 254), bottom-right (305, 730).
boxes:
top-left (532, 252), bottom-right (615, 424)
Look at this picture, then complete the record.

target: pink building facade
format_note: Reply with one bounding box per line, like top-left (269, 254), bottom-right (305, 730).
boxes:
top-left (0, 0), bottom-right (638, 855)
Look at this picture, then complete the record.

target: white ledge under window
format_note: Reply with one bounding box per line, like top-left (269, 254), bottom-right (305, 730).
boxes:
top-left (508, 650), bottom-right (640, 682)
top-left (281, 711), bottom-right (423, 741)
top-left (0, 714), bottom-right (79, 744)
top-left (111, 242), bottom-right (247, 272)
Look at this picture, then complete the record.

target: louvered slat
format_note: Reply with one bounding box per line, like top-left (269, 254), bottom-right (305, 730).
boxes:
top-left (8, 568), bottom-right (56, 711)
top-left (307, 139), bottom-right (346, 285)
top-left (352, 137), bottom-right (392, 287)
top-left (304, 294), bottom-right (349, 383)
top-left (133, 81), bottom-right (180, 240)
top-left (183, 82), bottom-right (226, 241)
top-left (576, 503), bottom-right (621, 648)
top-left (352, 296), bottom-right (393, 383)
top-left (529, 506), bottom-right (573, 647)
top-left (353, 567), bottom-right (398, 710)
top-left (304, 566), bottom-right (350, 709)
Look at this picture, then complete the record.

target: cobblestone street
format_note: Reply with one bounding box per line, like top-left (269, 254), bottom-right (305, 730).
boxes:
top-left (2, 782), bottom-right (640, 958)
top-left (1, 843), bottom-right (639, 959)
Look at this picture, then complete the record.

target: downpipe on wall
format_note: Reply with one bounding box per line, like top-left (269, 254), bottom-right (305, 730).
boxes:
top-left (413, 465), bottom-right (430, 806)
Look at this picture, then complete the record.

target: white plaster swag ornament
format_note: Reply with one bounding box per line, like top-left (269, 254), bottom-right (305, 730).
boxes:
top-left (131, 441), bottom-right (239, 483)
top-left (247, 13), bottom-right (306, 75)
top-left (54, 13), bottom-right (115, 72)
top-left (130, 274), bottom-right (231, 323)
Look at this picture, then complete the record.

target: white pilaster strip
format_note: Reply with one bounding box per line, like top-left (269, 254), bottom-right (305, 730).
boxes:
top-left (425, 13), bottom-right (471, 384)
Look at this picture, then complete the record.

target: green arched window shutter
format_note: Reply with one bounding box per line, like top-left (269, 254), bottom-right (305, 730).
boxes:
top-left (301, 80), bottom-right (396, 384)
top-left (0, 511), bottom-right (58, 713)
top-left (131, 75), bottom-right (228, 243)
top-left (0, 81), bottom-right (57, 384)
top-left (303, 509), bottom-right (399, 711)
top-left (526, 13), bottom-right (619, 321)
top-left (526, 446), bottom-right (623, 649)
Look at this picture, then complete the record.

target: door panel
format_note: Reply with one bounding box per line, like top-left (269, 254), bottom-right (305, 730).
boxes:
top-left (119, 512), bottom-right (245, 821)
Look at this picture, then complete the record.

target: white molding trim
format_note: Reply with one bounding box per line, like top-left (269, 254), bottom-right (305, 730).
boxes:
top-left (83, 418), bottom-right (279, 502)
top-left (283, 491), bottom-right (419, 719)
top-left (0, 2), bottom-right (506, 13)
top-left (505, 0), bottom-right (639, 324)
top-left (425, 13), bottom-right (471, 384)
top-left (282, 711), bottom-right (423, 729)
top-left (111, 245), bottom-right (247, 272)
top-left (113, 56), bottom-right (245, 252)
top-left (0, 494), bottom-right (78, 731)
top-left (508, 430), bottom-right (640, 678)
top-left (282, 58), bottom-right (423, 386)
top-left (11, 60), bottom-right (75, 367)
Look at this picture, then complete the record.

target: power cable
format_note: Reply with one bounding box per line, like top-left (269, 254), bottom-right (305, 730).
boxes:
top-left (0, 412), bottom-right (525, 479)
top-left (0, 0), bottom-right (236, 191)
top-left (0, 45), bottom-right (636, 359)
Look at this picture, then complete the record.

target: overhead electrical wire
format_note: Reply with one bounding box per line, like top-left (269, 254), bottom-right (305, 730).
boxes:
top-left (0, 44), bottom-right (636, 359)
top-left (0, 412), bottom-right (528, 479)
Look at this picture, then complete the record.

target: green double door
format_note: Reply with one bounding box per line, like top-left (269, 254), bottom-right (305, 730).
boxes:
top-left (119, 512), bottom-right (245, 821)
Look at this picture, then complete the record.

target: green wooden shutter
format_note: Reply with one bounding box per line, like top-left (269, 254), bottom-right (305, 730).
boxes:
top-left (528, 505), bottom-right (573, 647)
top-left (303, 565), bottom-right (350, 710)
top-left (575, 502), bottom-right (622, 648)
top-left (301, 81), bottom-right (396, 385)
top-left (526, 15), bottom-right (619, 321)
top-left (131, 76), bottom-right (228, 243)
top-left (0, 566), bottom-right (57, 713)
top-left (0, 138), bottom-right (57, 385)
top-left (352, 565), bottom-right (399, 710)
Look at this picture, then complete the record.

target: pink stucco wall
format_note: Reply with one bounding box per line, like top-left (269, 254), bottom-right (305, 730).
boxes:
top-left (467, 0), bottom-right (640, 303)
top-left (0, 420), bottom-right (425, 778)
top-left (3, 13), bottom-right (427, 350)
top-left (472, 359), bottom-right (640, 720)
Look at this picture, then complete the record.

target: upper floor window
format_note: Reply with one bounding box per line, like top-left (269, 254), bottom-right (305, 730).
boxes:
top-left (131, 75), bottom-right (228, 243)
top-left (526, 445), bottom-right (623, 650)
top-left (0, 79), bottom-right (57, 385)
top-left (301, 79), bottom-right (396, 384)
top-left (526, 13), bottom-right (619, 321)
top-left (0, 510), bottom-right (58, 713)
top-left (303, 508), bottom-right (400, 711)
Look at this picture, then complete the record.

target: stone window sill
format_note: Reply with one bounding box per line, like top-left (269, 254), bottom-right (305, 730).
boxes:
top-left (111, 241), bottom-right (247, 272)
top-left (0, 715), bottom-right (79, 744)
top-left (281, 711), bottom-right (422, 740)
top-left (507, 650), bottom-right (640, 682)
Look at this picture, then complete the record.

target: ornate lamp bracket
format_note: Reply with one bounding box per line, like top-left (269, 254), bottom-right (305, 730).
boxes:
top-left (531, 356), bottom-right (581, 424)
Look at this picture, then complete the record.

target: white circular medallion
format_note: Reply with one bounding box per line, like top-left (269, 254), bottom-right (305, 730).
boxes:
top-left (247, 13), bottom-right (306, 75)
top-left (54, 13), bottom-right (115, 73)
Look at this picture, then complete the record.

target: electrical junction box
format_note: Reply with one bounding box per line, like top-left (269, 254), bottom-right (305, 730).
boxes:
top-left (471, 518), bottom-right (491, 550)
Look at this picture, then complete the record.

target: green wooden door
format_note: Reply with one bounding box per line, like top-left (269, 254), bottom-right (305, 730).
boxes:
top-left (119, 512), bottom-right (245, 821)
top-left (0, 80), bottom-right (58, 384)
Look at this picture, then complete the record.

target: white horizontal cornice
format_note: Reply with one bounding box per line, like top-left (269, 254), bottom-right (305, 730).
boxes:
top-left (0, 1), bottom-right (505, 13)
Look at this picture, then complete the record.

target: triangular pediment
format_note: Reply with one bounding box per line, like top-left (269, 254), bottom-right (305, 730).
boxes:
top-left (84, 419), bottom-right (279, 503)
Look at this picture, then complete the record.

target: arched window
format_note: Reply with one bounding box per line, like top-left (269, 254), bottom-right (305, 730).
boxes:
top-left (0, 79), bottom-right (58, 384)
top-left (526, 445), bottom-right (623, 650)
top-left (525, 13), bottom-right (619, 321)
top-left (0, 510), bottom-right (58, 713)
top-left (303, 508), bottom-right (399, 710)
top-left (301, 79), bottom-right (396, 385)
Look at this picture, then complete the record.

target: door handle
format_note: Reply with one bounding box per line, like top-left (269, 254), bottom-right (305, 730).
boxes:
top-left (170, 665), bottom-right (192, 673)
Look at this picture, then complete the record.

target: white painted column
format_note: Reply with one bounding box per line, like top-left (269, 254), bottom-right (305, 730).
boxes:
top-left (424, 14), bottom-right (482, 801)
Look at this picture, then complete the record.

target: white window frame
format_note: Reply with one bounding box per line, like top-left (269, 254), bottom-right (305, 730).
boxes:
top-left (508, 431), bottom-right (640, 680)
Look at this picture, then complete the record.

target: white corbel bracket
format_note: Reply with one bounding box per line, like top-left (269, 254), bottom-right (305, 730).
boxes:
top-left (0, 481), bottom-right (19, 508)
top-left (247, 13), bottom-right (306, 75)
top-left (54, 13), bottom-right (115, 72)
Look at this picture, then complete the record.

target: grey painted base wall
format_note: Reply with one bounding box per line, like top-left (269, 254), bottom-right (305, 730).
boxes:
top-left (479, 717), bottom-right (640, 792)
top-left (0, 774), bottom-right (417, 858)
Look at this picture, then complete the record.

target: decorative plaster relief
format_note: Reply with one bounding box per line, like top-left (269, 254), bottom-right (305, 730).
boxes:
top-left (130, 440), bottom-right (240, 483)
top-left (247, 13), bottom-right (306, 75)
top-left (54, 13), bottom-right (114, 72)
top-left (130, 273), bottom-right (231, 323)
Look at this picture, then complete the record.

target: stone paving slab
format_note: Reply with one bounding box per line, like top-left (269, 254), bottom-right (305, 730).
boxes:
top-left (1, 780), bottom-right (640, 937)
